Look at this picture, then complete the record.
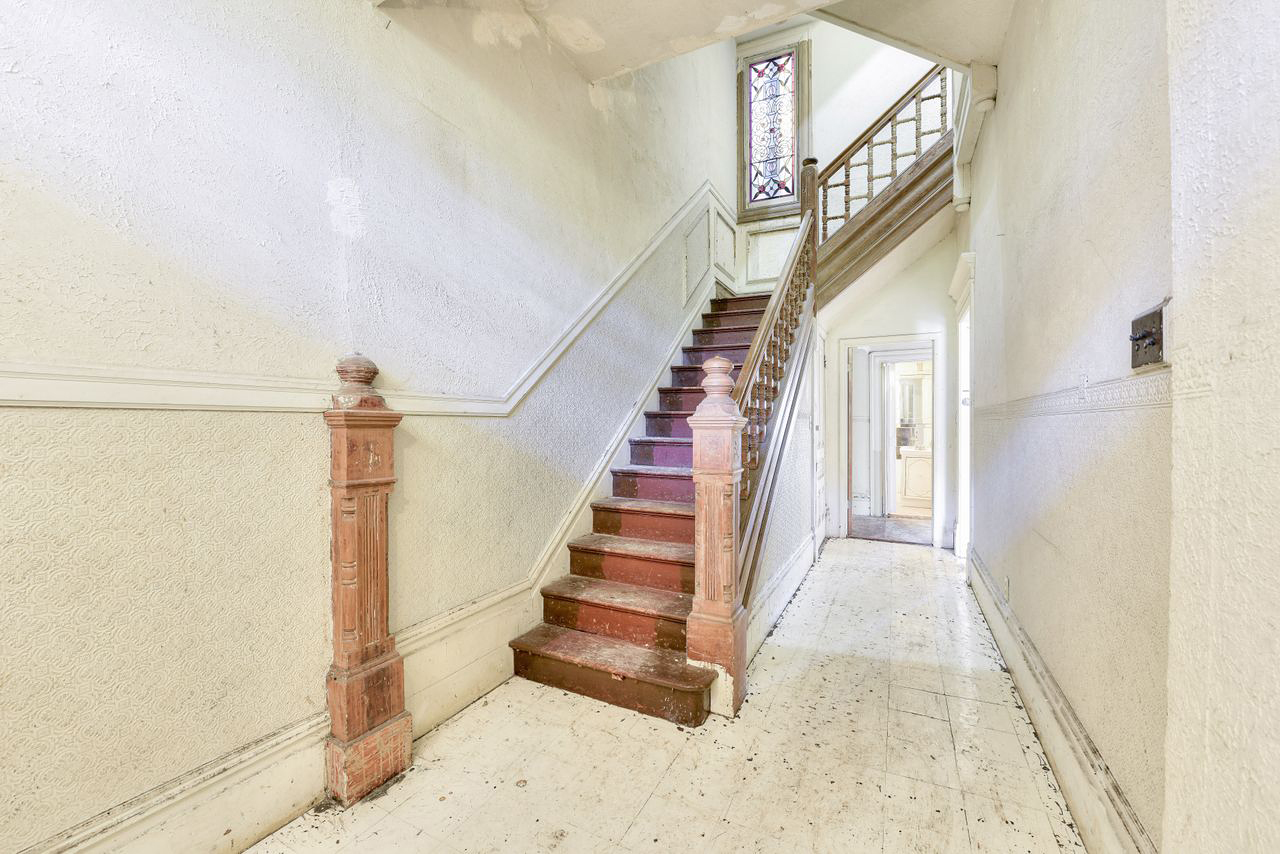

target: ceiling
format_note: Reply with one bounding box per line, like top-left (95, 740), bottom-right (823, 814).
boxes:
top-left (813, 0), bottom-right (1015, 67)
top-left (388, 0), bottom-right (1017, 82)
top-left (519, 0), bottom-right (831, 81)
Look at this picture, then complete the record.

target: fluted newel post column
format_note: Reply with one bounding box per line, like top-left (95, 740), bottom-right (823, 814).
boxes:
top-left (800, 156), bottom-right (819, 258)
top-left (323, 354), bottom-right (412, 806)
top-left (686, 356), bottom-right (750, 716)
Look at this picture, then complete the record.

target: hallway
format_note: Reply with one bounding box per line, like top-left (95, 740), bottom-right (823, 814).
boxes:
top-left (253, 540), bottom-right (1083, 853)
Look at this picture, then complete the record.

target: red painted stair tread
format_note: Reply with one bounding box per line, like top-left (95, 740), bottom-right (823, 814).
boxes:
top-left (542, 575), bottom-right (692, 622)
top-left (510, 624), bottom-right (714, 692)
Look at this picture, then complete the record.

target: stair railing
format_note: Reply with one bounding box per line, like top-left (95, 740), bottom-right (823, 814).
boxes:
top-left (685, 159), bottom-right (819, 715)
top-left (817, 64), bottom-right (949, 242)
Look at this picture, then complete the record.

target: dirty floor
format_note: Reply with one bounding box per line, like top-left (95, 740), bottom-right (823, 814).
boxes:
top-left (250, 538), bottom-right (1085, 853)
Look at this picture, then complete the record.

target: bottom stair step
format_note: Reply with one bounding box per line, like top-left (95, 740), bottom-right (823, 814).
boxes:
top-left (510, 624), bottom-right (714, 726)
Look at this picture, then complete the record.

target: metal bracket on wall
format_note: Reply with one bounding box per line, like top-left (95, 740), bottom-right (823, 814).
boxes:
top-left (1130, 299), bottom-right (1169, 369)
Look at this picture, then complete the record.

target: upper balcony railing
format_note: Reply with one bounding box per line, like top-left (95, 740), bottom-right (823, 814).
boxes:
top-left (817, 65), bottom-right (949, 243)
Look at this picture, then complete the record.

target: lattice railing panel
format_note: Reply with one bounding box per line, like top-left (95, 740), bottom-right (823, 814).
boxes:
top-left (817, 65), bottom-right (949, 242)
top-left (735, 215), bottom-right (815, 504)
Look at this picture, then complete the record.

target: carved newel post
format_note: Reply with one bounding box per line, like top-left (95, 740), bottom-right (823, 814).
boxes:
top-left (686, 356), bottom-right (750, 715)
top-left (800, 156), bottom-right (819, 258)
top-left (323, 354), bottom-right (412, 805)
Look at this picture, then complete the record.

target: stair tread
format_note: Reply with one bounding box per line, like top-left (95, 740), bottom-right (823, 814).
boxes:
top-left (591, 496), bottom-right (693, 516)
top-left (510, 624), bottom-right (714, 691)
top-left (629, 436), bottom-right (693, 445)
top-left (695, 323), bottom-right (759, 333)
top-left (542, 576), bottom-right (692, 621)
top-left (611, 464), bottom-right (692, 477)
top-left (643, 410), bottom-right (694, 417)
top-left (704, 308), bottom-right (765, 318)
top-left (684, 342), bottom-right (750, 351)
top-left (713, 294), bottom-right (768, 303)
top-left (568, 532), bottom-right (693, 564)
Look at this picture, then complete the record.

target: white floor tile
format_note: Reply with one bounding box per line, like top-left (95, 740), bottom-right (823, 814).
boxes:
top-left (256, 539), bottom-right (1082, 854)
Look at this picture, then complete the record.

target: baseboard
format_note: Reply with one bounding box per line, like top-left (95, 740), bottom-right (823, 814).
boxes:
top-left (967, 549), bottom-right (1158, 854)
top-left (26, 714), bottom-right (327, 854)
top-left (746, 534), bottom-right (815, 661)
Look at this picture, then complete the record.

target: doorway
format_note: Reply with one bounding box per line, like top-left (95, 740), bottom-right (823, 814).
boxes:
top-left (848, 345), bottom-right (935, 546)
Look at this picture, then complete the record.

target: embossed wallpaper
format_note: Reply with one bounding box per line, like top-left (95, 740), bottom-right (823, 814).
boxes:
top-left (0, 410), bottom-right (330, 850)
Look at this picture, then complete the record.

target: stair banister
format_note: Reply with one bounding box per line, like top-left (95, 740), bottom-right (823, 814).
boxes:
top-left (687, 158), bottom-right (819, 715)
top-left (816, 64), bottom-right (949, 242)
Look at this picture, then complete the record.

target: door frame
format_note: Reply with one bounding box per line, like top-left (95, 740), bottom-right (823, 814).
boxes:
top-left (868, 347), bottom-right (933, 518)
top-left (836, 331), bottom-right (946, 548)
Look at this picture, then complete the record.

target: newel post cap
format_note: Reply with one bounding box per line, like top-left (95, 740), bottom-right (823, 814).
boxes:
top-left (688, 357), bottom-right (746, 428)
top-left (332, 352), bottom-right (388, 410)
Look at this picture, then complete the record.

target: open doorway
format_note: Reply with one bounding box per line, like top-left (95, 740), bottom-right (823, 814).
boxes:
top-left (848, 344), bottom-right (935, 546)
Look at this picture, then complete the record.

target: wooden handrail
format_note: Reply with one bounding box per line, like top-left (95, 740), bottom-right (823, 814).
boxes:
top-left (817, 65), bottom-right (944, 184)
top-left (816, 65), bottom-right (949, 242)
top-left (731, 210), bottom-right (812, 411)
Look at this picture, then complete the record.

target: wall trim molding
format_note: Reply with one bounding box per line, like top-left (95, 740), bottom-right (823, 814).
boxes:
top-left (967, 548), bottom-right (1158, 854)
top-left (974, 369), bottom-right (1171, 421)
top-left (0, 182), bottom-right (735, 417)
top-left (747, 534), bottom-right (816, 662)
top-left (25, 713), bottom-right (328, 853)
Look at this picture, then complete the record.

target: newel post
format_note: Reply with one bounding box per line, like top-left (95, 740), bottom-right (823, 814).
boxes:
top-left (800, 156), bottom-right (819, 257)
top-left (323, 354), bottom-right (412, 806)
top-left (686, 356), bottom-right (750, 715)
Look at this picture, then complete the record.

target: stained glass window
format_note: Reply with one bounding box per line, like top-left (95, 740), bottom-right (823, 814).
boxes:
top-left (747, 51), bottom-right (797, 203)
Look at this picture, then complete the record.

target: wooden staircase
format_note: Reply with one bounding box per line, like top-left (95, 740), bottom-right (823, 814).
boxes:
top-left (509, 294), bottom-right (768, 726)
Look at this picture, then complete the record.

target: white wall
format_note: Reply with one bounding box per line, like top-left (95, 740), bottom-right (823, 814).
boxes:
top-left (819, 211), bottom-right (959, 546)
top-left (0, 0), bottom-right (737, 848)
top-left (810, 23), bottom-right (936, 169)
top-left (962, 0), bottom-right (1171, 846)
top-left (1163, 0), bottom-right (1280, 850)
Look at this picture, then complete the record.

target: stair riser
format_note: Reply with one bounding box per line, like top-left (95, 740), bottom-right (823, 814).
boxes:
top-left (543, 598), bottom-right (687, 651)
top-left (702, 310), bottom-right (765, 329)
top-left (670, 365), bottom-right (738, 388)
top-left (711, 295), bottom-right (770, 312)
top-left (644, 413), bottom-right (692, 438)
top-left (570, 551), bottom-right (694, 593)
top-left (683, 345), bottom-right (749, 365)
top-left (692, 326), bottom-right (756, 346)
top-left (658, 388), bottom-right (704, 411)
top-left (613, 471), bottom-right (695, 502)
top-left (591, 506), bottom-right (694, 544)
top-left (513, 650), bottom-right (709, 726)
top-left (629, 441), bottom-right (693, 467)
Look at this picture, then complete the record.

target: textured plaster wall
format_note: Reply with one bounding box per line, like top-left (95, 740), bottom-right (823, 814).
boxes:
top-left (0, 0), bottom-right (734, 398)
top-left (1163, 0), bottom-right (1280, 849)
top-left (0, 0), bottom-right (737, 845)
top-left (965, 0), bottom-right (1172, 843)
top-left (0, 410), bottom-right (329, 851)
top-left (389, 199), bottom-right (713, 628)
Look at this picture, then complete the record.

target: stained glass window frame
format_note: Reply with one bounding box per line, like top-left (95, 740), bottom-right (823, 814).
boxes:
top-left (738, 40), bottom-right (809, 222)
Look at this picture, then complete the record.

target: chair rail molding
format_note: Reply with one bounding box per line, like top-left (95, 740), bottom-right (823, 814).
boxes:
top-left (0, 183), bottom-right (735, 417)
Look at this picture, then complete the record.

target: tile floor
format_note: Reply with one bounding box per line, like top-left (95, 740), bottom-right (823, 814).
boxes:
top-left (848, 515), bottom-right (934, 546)
top-left (252, 539), bottom-right (1084, 853)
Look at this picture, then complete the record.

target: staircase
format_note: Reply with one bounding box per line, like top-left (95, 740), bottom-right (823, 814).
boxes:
top-left (508, 293), bottom-right (769, 726)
